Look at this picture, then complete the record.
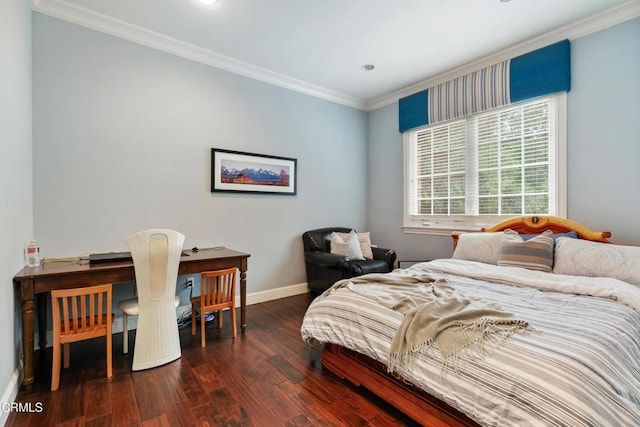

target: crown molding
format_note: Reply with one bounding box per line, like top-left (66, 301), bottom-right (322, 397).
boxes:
top-left (366, 0), bottom-right (640, 111)
top-left (30, 0), bottom-right (369, 110)
top-left (31, 0), bottom-right (639, 113)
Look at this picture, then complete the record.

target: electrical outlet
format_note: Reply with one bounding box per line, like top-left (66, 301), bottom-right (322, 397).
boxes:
top-left (186, 277), bottom-right (194, 288)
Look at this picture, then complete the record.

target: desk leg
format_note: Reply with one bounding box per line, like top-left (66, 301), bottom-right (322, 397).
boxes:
top-left (21, 297), bottom-right (35, 390)
top-left (240, 269), bottom-right (247, 333)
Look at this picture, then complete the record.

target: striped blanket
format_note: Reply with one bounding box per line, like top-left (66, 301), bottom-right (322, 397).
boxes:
top-left (328, 271), bottom-right (530, 374)
top-left (301, 259), bottom-right (640, 427)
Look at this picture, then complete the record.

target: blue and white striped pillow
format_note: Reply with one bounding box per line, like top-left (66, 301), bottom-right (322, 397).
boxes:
top-left (498, 229), bottom-right (554, 272)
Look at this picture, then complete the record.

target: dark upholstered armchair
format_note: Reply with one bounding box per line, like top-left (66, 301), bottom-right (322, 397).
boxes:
top-left (302, 227), bottom-right (396, 294)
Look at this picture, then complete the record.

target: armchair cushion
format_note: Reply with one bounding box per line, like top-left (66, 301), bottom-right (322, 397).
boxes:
top-left (330, 231), bottom-right (365, 260)
top-left (335, 231), bottom-right (373, 259)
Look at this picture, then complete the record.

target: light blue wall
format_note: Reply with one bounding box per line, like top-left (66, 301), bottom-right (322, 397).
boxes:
top-left (1, 0), bottom-right (33, 419)
top-left (368, 17), bottom-right (640, 261)
top-left (32, 14), bottom-right (368, 302)
top-left (567, 17), bottom-right (640, 241)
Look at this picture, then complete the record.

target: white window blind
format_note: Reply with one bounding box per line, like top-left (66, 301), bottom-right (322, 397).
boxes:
top-left (404, 94), bottom-right (565, 234)
top-left (412, 120), bottom-right (467, 216)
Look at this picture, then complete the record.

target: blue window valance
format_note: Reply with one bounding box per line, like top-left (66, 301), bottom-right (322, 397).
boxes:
top-left (399, 40), bottom-right (570, 132)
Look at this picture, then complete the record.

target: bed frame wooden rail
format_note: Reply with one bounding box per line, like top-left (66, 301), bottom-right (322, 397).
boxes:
top-left (322, 343), bottom-right (479, 426)
top-left (451, 215), bottom-right (611, 249)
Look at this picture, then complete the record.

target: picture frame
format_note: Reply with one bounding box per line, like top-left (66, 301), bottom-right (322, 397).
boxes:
top-left (211, 148), bottom-right (297, 195)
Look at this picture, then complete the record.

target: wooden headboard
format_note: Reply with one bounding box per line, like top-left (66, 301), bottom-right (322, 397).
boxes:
top-left (452, 216), bottom-right (612, 249)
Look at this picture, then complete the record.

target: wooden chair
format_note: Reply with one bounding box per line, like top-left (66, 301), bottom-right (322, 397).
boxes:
top-left (50, 284), bottom-right (113, 391)
top-left (191, 268), bottom-right (237, 347)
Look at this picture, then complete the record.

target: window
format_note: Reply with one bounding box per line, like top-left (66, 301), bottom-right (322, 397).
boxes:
top-left (403, 94), bottom-right (566, 235)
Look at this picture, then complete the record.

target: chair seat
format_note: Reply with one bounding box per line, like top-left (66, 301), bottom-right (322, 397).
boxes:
top-left (118, 295), bottom-right (180, 316)
top-left (118, 294), bottom-right (181, 355)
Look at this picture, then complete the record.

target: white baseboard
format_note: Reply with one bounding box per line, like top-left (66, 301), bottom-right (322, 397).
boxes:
top-left (243, 281), bottom-right (309, 305)
top-left (0, 361), bottom-right (23, 427)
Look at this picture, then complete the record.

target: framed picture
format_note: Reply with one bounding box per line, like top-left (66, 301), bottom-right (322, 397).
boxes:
top-left (211, 148), bottom-right (297, 195)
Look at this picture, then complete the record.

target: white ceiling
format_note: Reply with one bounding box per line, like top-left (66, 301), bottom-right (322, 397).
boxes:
top-left (31, 0), bottom-right (639, 110)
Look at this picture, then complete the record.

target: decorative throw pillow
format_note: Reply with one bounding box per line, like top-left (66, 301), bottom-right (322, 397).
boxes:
top-left (498, 229), bottom-right (554, 272)
top-left (554, 237), bottom-right (640, 287)
top-left (452, 232), bottom-right (504, 265)
top-left (337, 231), bottom-right (373, 259)
top-left (330, 230), bottom-right (365, 260)
top-left (521, 230), bottom-right (578, 262)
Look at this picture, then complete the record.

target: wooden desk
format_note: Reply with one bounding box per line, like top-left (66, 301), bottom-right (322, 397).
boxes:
top-left (13, 247), bottom-right (250, 390)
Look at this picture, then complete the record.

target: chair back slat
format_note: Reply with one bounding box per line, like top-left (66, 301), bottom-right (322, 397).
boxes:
top-left (89, 294), bottom-right (95, 328)
top-left (61, 298), bottom-right (70, 333)
top-left (81, 294), bottom-right (88, 329)
top-left (97, 293), bottom-right (103, 327)
top-left (217, 276), bottom-right (223, 304)
top-left (204, 277), bottom-right (212, 306)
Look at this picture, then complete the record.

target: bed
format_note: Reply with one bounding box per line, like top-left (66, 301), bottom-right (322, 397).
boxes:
top-left (300, 216), bottom-right (640, 426)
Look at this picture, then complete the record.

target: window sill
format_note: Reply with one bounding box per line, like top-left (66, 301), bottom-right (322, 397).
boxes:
top-left (402, 224), bottom-right (484, 236)
top-left (402, 215), bottom-right (525, 236)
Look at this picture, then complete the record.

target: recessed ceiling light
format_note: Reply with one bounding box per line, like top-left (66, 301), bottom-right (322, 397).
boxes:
top-left (196, 0), bottom-right (218, 5)
top-left (361, 64), bottom-right (375, 71)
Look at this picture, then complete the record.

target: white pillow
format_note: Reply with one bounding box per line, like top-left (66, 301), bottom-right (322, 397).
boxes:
top-left (337, 231), bottom-right (373, 259)
top-left (330, 230), bottom-right (365, 260)
top-left (554, 237), bottom-right (640, 287)
top-left (452, 232), bottom-right (503, 265)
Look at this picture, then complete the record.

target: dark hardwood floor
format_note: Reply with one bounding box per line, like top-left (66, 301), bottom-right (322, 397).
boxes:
top-left (7, 293), bottom-right (417, 426)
